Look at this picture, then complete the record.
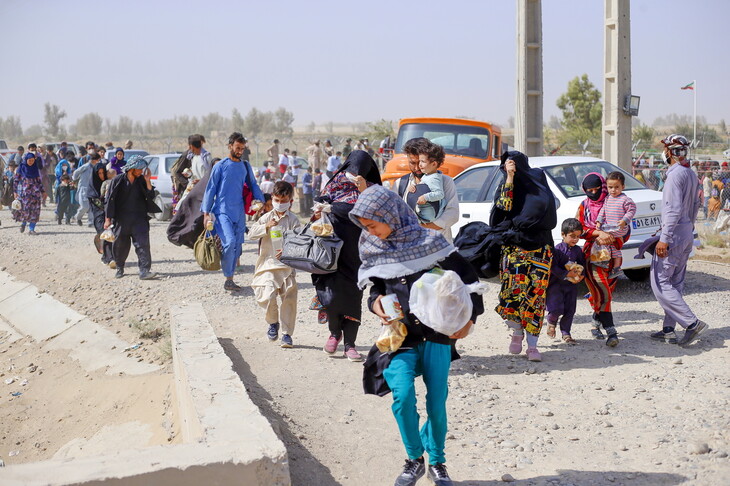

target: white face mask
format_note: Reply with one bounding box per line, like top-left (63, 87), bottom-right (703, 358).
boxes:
top-left (662, 152), bottom-right (671, 164)
top-left (345, 171), bottom-right (358, 183)
top-left (273, 202), bottom-right (290, 212)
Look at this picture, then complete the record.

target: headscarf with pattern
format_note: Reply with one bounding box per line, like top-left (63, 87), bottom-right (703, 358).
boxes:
top-left (349, 185), bottom-right (454, 288)
top-left (122, 154), bottom-right (148, 172)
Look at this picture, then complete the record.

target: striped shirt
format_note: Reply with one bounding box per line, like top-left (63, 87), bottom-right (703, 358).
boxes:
top-left (597, 193), bottom-right (636, 236)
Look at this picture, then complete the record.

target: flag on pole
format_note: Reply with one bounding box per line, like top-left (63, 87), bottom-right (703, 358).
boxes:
top-left (681, 81), bottom-right (695, 90)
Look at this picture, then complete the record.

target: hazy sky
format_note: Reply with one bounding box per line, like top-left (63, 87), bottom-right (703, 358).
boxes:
top-left (1, 0), bottom-right (727, 131)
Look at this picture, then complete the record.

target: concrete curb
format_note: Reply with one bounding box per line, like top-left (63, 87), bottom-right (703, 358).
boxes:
top-left (0, 298), bottom-right (290, 485)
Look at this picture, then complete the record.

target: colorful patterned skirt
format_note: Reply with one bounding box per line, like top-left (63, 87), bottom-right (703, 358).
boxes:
top-left (495, 244), bottom-right (553, 336)
top-left (14, 177), bottom-right (44, 223)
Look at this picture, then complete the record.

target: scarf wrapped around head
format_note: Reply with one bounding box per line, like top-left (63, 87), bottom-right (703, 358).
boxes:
top-left (323, 150), bottom-right (382, 204)
top-left (17, 152), bottom-right (41, 179)
top-left (122, 155), bottom-right (148, 172)
top-left (350, 185), bottom-right (454, 288)
top-left (581, 172), bottom-right (607, 229)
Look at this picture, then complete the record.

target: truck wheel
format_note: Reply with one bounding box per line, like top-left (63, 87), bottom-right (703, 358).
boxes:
top-left (623, 267), bottom-right (650, 282)
top-left (153, 195), bottom-right (172, 221)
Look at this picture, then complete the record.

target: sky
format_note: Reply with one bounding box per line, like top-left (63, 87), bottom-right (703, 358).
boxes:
top-left (1, 0), bottom-right (728, 131)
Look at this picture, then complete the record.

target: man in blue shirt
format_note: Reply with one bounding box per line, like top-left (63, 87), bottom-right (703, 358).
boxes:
top-left (326, 151), bottom-right (342, 178)
top-left (202, 132), bottom-right (264, 291)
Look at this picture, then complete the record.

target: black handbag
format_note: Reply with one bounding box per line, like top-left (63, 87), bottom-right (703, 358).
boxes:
top-left (280, 223), bottom-right (343, 274)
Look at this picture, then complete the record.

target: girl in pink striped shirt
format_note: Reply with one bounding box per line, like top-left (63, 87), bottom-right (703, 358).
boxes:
top-left (595, 171), bottom-right (637, 279)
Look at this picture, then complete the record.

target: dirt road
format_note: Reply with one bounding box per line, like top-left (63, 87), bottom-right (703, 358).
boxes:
top-left (1, 207), bottom-right (728, 485)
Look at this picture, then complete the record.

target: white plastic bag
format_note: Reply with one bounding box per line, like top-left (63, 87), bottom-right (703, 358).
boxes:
top-left (376, 320), bottom-right (408, 353)
top-left (409, 269), bottom-right (488, 336)
top-left (311, 202), bottom-right (334, 237)
top-left (11, 199), bottom-right (21, 211)
top-left (100, 227), bottom-right (116, 242)
top-left (590, 243), bottom-right (611, 267)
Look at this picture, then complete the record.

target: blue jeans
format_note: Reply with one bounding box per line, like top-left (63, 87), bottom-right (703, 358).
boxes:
top-left (214, 213), bottom-right (245, 278)
top-left (383, 341), bottom-right (451, 465)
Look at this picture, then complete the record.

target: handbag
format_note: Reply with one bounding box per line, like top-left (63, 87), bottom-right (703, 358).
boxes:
top-left (194, 229), bottom-right (221, 271)
top-left (280, 223), bottom-right (343, 274)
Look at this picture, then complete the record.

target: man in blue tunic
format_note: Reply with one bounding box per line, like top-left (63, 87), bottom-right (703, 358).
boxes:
top-left (202, 132), bottom-right (264, 291)
top-left (650, 134), bottom-right (708, 346)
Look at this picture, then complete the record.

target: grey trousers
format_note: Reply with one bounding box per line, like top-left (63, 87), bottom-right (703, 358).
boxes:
top-left (650, 224), bottom-right (697, 330)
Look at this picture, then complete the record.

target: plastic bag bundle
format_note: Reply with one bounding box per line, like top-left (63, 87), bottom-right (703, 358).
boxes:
top-left (311, 202), bottom-right (334, 237)
top-left (565, 261), bottom-right (584, 283)
top-left (100, 227), bottom-right (116, 242)
top-left (590, 243), bottom-right (611, 267)
top-left (11, 199), bottom-right (21, 211)
top-left (376, 321), bottom-right (408, 353)
top-left (409, 269), bottom-right (488, 336)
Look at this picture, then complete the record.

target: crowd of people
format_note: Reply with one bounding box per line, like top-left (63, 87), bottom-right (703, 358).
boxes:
top-left (0, 131), bottom-right (711, 486)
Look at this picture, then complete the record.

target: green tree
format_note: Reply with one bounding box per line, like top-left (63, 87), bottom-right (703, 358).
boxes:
top-left (632, 123), bottom-right (655, 146)
top-left (366, 119), bottom-right (395, 142)
top-left (556, 74), bottom-right (602, 135)
top-left (244, 108), bottom-right (267, 140)
top-left (273, 108), bottom-right (294, 139)
top-left (75, 112), bottom-right (103, 136)
top-left (0, 116), bottom-right (23, 139)
top-left (231, 108), bottom-right (245, 132)
top-left (43, 102), bottom-right (67, 137)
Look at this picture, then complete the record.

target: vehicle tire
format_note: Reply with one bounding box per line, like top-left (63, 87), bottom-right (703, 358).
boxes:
top-left (153, 195), bottom-right (172, 221)
top-left (623, 267), bottom-right (650, 282)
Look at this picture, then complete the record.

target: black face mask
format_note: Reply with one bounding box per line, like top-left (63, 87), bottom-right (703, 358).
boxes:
top-left (585, 189), bottom-right (602, 201)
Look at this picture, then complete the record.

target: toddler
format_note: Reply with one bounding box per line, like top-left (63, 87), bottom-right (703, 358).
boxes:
top-left (100, 167), bottom-right (117, 200)
top-left (595, 171), bottom-right (636, 279)
top-left (248, 181), bottom-right (302, 348)
top-left (546, 218), bottom-right (585, 343)
top-left (412, 146), bottom-right (446, 224)
top-left (56, 174), bottom-right (74, 224)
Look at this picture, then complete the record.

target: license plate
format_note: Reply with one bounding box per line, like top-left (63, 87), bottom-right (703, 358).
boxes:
top-left (632, 216), bottom-right (661, 229)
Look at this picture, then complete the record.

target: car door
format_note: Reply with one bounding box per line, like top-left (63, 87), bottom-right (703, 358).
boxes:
top-left (452, 165), bottom-right (498, 234)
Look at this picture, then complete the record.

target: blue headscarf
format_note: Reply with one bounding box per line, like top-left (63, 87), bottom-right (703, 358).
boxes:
top-left (349, 184), bottom-right (454, 288)
top-left (122, 154), bottom-right (148, 172)
top-left (17, 152), bottom-right (41, 179)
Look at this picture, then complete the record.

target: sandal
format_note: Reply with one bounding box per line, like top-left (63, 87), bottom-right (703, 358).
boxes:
top-left (562, 335), bottom-right (577, 345)
top-left (546, 324), bottom-right (557, 339)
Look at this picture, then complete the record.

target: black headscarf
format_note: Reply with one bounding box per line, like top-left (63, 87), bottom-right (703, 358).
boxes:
top-left (489, 150), bottom-right (556, 250)
top-left (326, 149), bottom-right (382, 188)
top-left (90, 161), bottom-right (106, 198)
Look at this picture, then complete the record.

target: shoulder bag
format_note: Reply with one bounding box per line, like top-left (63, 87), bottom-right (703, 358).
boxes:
top-left (280, 223), bottom-right (343, 274)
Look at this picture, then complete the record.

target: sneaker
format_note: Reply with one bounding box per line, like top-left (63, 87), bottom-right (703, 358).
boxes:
top-left (323, 335), bottom-right (342, 355)
top-left (394, 457), bottom-right (425, 486)
top-left (508, 334), bottom-right (523, 354)
top-left (650, 329), bottom-right (678, 344)
top-left (77, 219), bottom-right (83, 226)
top-left (678, 320), bottom-right (708, 347)
top-left (224, 280), bottom-right (241, 291)
top-left (108, 261), bottom-right (117, 269)
top-left (139, 271), bottom-right (158, 280)
top-left (526, 347), bottom-right (542, 362)
top-left (606, 328), bottom-right (619, 347)
top-left (427, 463), bottom-right (453, 486)
top-left (591, 322), bottom-right (604, 339)
top-left (344, 347), bottom-right (363, 362)
top-left (280, 334), bottom-right (293, 348)
top-left (267, 323), bottom-right (279, 341)
top-left (115, 267), bottom-right (124, 279)
top-left (607, 267), bottom-right (623, 279)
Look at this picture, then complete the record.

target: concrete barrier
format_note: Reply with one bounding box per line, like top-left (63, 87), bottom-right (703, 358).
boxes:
top-left (0, 274), bottom-right (290, 485)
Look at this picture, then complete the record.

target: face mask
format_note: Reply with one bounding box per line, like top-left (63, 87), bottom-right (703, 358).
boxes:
top-left (345, 171), bottom-right (358, 183)
top-left (273, 202), bottom-right (290, 212)
top-left (662, 152), bottom-right (671, 164)
top-left (585, 188), bottom-right (602, 201)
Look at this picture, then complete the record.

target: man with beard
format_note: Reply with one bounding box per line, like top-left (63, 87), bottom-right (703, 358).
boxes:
top-left (397, 137), bottom-right (460, 242)
top-left (202, 132), bottom-right (264, 291)
top-left (104, 155), bottom-right (159, 280)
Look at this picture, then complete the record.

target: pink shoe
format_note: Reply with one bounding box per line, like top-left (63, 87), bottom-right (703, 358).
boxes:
top-left (344, 347), bottom-right (363, 362)
top-left (509, 334), bottom-right (523, 354)
top-left (526, 347), bottom-right (542, 362)
top-left (323, 335), bottom-right (342, 355)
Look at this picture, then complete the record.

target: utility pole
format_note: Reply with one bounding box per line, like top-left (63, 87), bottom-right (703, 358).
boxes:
top-left (515, 0), bottom-right (543, 157)
top-left (602, 0), bottom-right (632, 172)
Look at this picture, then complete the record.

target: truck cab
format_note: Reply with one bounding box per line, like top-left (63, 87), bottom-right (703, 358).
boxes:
top-left (381, 117), bottom-right (502, 191)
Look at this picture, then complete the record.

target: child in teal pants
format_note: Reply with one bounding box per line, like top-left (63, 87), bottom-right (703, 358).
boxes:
top-left (351, 185), bottom-right (484, 486)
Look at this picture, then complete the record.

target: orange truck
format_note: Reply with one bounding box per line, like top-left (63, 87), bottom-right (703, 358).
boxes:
top-left (380, 117), bottom-right (503, 191)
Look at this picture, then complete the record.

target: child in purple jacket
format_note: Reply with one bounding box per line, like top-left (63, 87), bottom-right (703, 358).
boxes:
top-left (546, 218), bottom-right (586, 343)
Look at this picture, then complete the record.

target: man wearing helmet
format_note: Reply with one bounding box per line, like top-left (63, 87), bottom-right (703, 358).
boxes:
top-left (650, 134), bottom-right (708, 346)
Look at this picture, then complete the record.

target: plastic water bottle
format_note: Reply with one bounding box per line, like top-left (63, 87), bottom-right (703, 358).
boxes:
top-left (270, 225), bottom-right (283, 252)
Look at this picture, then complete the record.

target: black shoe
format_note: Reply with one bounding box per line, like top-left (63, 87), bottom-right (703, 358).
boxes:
top-left (139, 271), bottom-right (158, 280)
top-left (591, 325), bottom-right (605, 339)
top-left (57, 219), bottom-right (62, 225)
top-left (77, 219), bottom-right (82, 226)
top-left (394, 457), bottom-right (425, 486)
top-left (606, 327), bottom-right (619, 347)
top-left (267, 323), bottom-right (279, 341)
top-left (427, 463), bottom-right (453, 486)
top-left (115, 268), bottom-right (124, 279)
top-left (223, 280), bottom-right (241, 291)
top-left (20, 223), bottom-right (26, 233)
top-left (678, 321), bottom-right (708, 347)
top-left (650, 329), bottom-right (678, 344)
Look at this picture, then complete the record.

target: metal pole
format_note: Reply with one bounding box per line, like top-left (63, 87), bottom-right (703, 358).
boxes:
top-left (693, 79), bottom-right (697, 149)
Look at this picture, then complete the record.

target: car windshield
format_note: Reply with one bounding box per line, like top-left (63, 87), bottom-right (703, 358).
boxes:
top-left (544, 161), bottom-right (647, 198)
top-left (123, 150), bottom-right (149, 158)
top-left (395, 123), bottom-right (491, 159)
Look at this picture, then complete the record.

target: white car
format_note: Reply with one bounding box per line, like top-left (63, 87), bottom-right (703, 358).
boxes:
top-left (452, 156), bottom-right (664, 281)
top-left (145, 153), bottom-right (182, 221)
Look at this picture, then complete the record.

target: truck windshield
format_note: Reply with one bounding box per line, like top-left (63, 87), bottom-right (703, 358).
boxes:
top-left (395, 123), bottom-right (491, 159)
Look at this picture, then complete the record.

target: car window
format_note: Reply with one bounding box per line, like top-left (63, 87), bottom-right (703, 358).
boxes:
top-left (165, 157), bottom-right (178, 173)
top-left (484, 168), bottom-right (504, 202)
top-left (454, 166), bottom-right (496, 202)
top-left (146, 157), bottom-right (159, 176)
top-left (544, 161), bottom-right (647, 198)
top-left (395, 123), bottom-right (491, 159)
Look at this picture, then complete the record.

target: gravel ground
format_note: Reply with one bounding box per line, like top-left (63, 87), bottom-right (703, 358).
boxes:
top-left (0, 206), bottom-right (729, 485)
